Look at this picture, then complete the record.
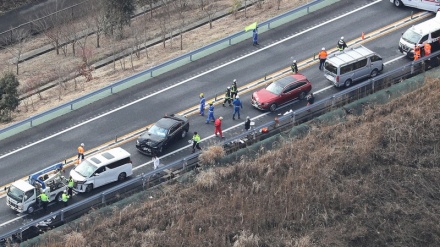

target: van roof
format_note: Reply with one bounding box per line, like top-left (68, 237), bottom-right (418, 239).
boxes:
top-left (409, 13), bottom-right (440, 36)
top-left (327, 45), bottom-right (376, 67)
top-left (87, 147), bottom-right (130, 167)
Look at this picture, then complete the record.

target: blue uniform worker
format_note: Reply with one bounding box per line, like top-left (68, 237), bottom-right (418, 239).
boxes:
top-left (206, 102), bottom-right (215, 123)
top-left (199, 93), bottom-right (205, 116)
top-left (253, 29), bottom-right (259, 46)
top-left (232, 96), bottom-right (243, 120)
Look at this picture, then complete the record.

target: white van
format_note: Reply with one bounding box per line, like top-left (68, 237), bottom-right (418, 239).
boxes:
top-left (391, 0), bottom-right (440, 12)
top-left (324, 45), bottom-right (384, 88)
top-left (70, 147), bottom-right (133, 193)
top-left (399, 11), bottom-right (440, 58)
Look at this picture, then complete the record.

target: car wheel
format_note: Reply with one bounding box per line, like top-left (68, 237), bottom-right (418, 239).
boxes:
top-left (118, 172), bottom-right (127, 182)
top-left (181, 130), bottom-right (187, 139)
top-left (269, 103), bottom-right (277, 112)
top-left (344, 79), bottom-right (352, 87)
top-left (370, 69), bottom-right (379, 78)
top-left (394, 0), bottom-right (402, 7)
top-left (56, 192), bottom-right (63, 202)
top-left (85, 184), bottom-right (93, 193)
top-left (299, 91), bottom-right (306, 100)
top-left (27, 204), bottom-right (36, 214)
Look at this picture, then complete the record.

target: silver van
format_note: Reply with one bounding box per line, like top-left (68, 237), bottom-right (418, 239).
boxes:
top-left (324, 45), bottom-right (383, 88)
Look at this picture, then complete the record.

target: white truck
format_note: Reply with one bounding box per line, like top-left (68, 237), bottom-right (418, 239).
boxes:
top-left (6, 163), bottom-right (68, 214)
top-left (391, 0), bottom-right (440, 12)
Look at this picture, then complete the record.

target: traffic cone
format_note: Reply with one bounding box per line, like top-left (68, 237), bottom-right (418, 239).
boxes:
top-left (362, 32), bottom-right (365, 40)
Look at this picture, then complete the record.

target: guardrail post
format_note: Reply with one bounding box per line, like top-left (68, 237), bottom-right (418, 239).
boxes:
top-left (331, 95), bottom-right (336, 108)
top-left (410, 62), bottom-right (414, 74)
top-left (264, 73), bottom-right (267, 80)
top-left (111, 87), bottom-right (113, 94)
top-left (411, 11), bottom-right (413, 20)
top-left (229, 38), bottom-right (232, 45)
top-left (30, 120), bottom-right (33, 127)
top-left (183, 158), bottom-right (187, 171)
top-left (372, 79), bottom-right (375, 93)
top-left (61, 209), bottom-right (65, 222)
top-left (71, 104), bottom-right (73, 110)
top-left (102, 192), bottom-right (106, 204)
top-left (307, 6), bottom-right (310, 14)
top-left (190, 54), bottom-right (193, 61)
top-left (291, 112), bottom-right (296, 124)
top-left (115, 135), bottom-right (118, 142)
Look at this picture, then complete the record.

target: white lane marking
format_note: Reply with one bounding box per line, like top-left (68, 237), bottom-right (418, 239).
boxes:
top-left (385, 55), bottom-right (406, 64)
top-left (315, 85), bottom-right (333, 94)
top-left (0, 0), bottom-right (382, 160)
top-left (0, 214), bottom-right (26, 227)
top-left (133, 112), bottom-right (271, 170)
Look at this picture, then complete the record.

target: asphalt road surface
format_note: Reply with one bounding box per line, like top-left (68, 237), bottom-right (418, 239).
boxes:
top-left (0, 0), bottom-right (432, 236)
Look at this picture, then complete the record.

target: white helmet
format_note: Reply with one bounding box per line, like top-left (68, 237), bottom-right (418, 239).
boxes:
top-left (293, 60), bottom-right (296, 63)
top-left (81, 143), bottom-right (84, 147)
top-left (219, 116), bottom-right (223, 120)
top-left (236, 95), bottom-right (239, 99)
top-left (227, 86), bottom-right (230, 89)
top-left (233, 79), bottom-right (236, 83)
top-left (322, 47), bottom-right (325, 51)
top-left (341, 36), bottom-right (344, 40)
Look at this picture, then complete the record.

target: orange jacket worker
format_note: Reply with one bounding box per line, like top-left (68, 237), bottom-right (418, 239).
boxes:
top-left (77, 143), bottom-right (85, 161)
top-left (414, 44), bottom-right (421, 61)
top-left (318, 47), bottom-right (327, 71)
top-left (424, 43), bottom-right (431, 57)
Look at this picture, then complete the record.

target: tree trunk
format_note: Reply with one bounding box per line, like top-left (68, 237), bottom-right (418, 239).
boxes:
top-left (96, 33), bottom-right (100, 48)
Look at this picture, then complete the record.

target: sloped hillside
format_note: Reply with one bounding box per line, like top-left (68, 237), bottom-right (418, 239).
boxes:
top-left (33, 78), bottom-right (440, 246)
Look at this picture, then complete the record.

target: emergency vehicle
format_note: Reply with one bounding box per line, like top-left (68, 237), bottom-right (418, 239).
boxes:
top-left (399, 10), bottom-right (440, 58)
top-left (391, 0), bottom-right (440, 12)
top-left (6, 163), bottom-right (68, 214)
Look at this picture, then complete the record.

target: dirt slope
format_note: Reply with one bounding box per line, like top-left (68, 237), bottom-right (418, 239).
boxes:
top-left (31, 77), bottom-right (440, 246)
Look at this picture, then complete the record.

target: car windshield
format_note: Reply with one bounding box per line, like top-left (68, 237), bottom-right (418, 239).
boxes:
top-left (7, 185), bottom-right (24, 202)
top-left (148, 125), bottom-right (168, 138)
top-left (74, 160), bottom-right (97, 177)
top-left (401, 29), bottom-right (421, 44)
top-left (266, 81), bottom-right (283, 95)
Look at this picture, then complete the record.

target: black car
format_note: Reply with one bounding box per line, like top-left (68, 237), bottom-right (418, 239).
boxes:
top-left (136, 114), bottom-right (190, 155)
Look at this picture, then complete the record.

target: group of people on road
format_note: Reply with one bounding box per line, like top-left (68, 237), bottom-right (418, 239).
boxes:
top-left (413, 42), bottom-right (431, 61)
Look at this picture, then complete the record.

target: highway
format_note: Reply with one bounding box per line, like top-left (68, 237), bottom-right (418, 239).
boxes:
top-left (0, 0), bottom-right (433, 237)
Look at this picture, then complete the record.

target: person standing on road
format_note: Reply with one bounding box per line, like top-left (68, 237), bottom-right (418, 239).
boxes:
top-left (67, 176), bottom-right (74, 197)
top-left (199, 93), bottom-right (205, 116)
top-left (244, 116), bottom-right (251, 131)
top-left (291, 60), bottom-right (298, 74)
top-left (223, 87), bottom-right (232, 107)
top-left (318, 47), bottom-right (327, 70)
top-left (206, 101), bottom-right (215, 124)
top-left (191, 132), bottom-right (202, 153)
top-left (77, 143), bottom-right (85, 164)
top-left (337, 37), bottom-right (347, 51)
top-left (231, 79), bottom-right (238, 99)
top-left (38, 191), bottom-right (49, 212)
top-left (414, 44), bottom-right (421, 61)
top-left (62, 190), bottom-right (70, 207)
top-left (232, 95), bottom-right (243, 120)
top-left (253, 28), bottom-right (259, 46)
top-left (214, 117), bottom-right (224, 138)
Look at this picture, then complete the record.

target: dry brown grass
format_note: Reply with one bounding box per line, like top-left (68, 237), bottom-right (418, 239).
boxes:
top-left (31, 76), bottom-right (440, 246)
top-left (198, 145), bottom-right (226, 167)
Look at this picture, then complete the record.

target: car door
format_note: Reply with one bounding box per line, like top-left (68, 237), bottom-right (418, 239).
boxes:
top-left (419, 0), bottom-right (440, 12)
top-left (279, 84), bottom-right (297, 105)
top-left (353, 58), bottom-right (369, 81)
top-left (93, 166), bottom-right (108, 188)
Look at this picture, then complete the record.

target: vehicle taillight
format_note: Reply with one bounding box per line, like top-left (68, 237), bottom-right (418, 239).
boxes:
top-left (336, 76), bottom-right (339, 82)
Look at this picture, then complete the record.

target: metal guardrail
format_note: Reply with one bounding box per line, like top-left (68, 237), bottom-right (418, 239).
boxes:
top-left (0, 0), bottom-right (335, 140)
top-left (1, 50), bottom-right (438, 244)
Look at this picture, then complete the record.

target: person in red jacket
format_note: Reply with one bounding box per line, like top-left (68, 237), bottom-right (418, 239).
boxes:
top-left (214, 116), bottom-right (224, 138)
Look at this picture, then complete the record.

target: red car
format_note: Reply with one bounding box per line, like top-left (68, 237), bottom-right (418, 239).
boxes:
top-left (251, 73), bottom-right (312, 111)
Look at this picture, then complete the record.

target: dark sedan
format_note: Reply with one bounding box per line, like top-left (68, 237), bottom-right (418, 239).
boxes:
top-left (136, 114), bottom-right (190, 156)
top-left (251, 73), bottom-right (312, 112)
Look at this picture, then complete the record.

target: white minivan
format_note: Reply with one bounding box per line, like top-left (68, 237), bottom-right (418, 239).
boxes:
top-left (70, 147), bottom-right (133, 193)
top-left (399, 11), bottom-right (440, 58)
top-left (391, 0), bottom-right (440, 12)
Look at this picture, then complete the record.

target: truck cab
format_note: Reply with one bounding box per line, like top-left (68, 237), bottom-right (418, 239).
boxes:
top-left (6, 163), bottom-right (67, 214)
top-left (391, 0), bottom-right (440, 12)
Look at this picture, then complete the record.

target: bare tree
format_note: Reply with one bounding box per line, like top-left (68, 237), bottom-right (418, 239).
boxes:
top-left (200, 0), bottom-right (220, 29)
top-left (157, 1), bottom-right (171, 48)
top-left (35, 9), bottom-right (67, 55)
top-left (137, 0), bottom-right (159, 19)
top-left (1, 28), bottom-right (30, 75)
top-left (173, 0), bottom-right (191, 50)
top-left (230, 0), bottom-right (241, 19)
top-left (90, 0), bottom-right (106, 48)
